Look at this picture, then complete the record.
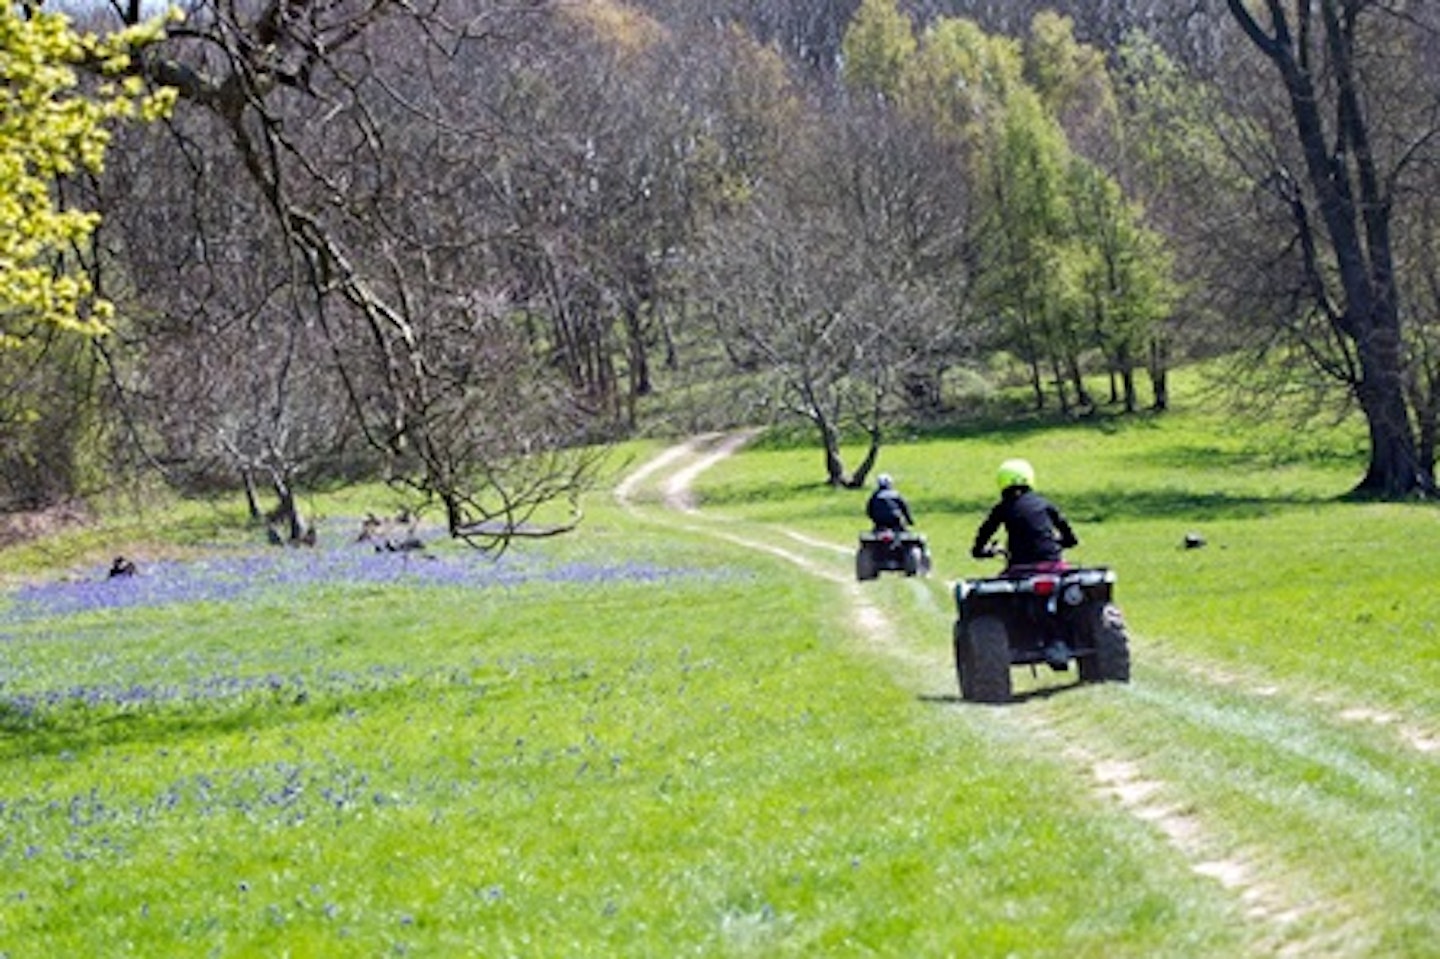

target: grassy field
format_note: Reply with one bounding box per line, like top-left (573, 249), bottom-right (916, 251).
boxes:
top-left (1, 394), bottom-right (1437, 957)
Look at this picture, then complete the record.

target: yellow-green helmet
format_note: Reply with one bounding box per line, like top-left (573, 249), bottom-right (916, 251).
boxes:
top-left (996, 458), bottom-right (1035, 491)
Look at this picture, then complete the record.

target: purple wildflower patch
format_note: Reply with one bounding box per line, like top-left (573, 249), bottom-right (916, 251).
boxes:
top-left (1, 533), bottom-right (728, 625)
top-left (0, 526), bottom-right (746, 721)
top-left (0, 665), bottom-right (411, 715)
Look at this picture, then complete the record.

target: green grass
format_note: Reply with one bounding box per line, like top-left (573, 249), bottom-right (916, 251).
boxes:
top-left (0, 522), bottom-right (1234, 956)
top-left (2, 400), bottom-right (1437, 956)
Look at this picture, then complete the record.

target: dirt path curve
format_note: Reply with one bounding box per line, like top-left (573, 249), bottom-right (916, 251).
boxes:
top-left (616, 431), bottom-right (1326, 956)
top-left (616, 431), bottom-right (923, 666)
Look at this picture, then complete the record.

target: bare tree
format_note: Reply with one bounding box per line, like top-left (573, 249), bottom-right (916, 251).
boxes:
top-left (92, 106), bottom-right (359, 543)
top-left (688, 96), bottom-right (974, 485)
top-left (84, 0), bottom-right (616, 544)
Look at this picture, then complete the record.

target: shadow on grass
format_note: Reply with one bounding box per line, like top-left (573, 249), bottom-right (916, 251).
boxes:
top-left (696, 477), bottom-right (1338, 529)
top-left (1131, 441), bottom-right (1361, 473)
top-left (907, 406), bottom-right (1167, 445)
top-left (697, 476), bottom-right (1335, 527)
top-left (746, 406), bottom-right (1162, 455)
top-left (0, 680), bottom-right (420, 762)
top-left (918, 679), bottom-right (1086, 708)
top-left (923, 486), bottom-right (1331, 525)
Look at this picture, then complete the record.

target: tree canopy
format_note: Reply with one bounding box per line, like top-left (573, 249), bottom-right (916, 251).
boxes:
top-left (0, 4), bottom-right (173, 343)
top-left (4, 0), bottom-right (1438, 519)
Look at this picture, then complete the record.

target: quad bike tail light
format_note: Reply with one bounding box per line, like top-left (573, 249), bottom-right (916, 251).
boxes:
top-left (1029, 576), bottom-right (1060, 597)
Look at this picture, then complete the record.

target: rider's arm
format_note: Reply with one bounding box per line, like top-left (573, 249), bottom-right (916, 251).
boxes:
top-left (971, 503), bottom-right (1003, 558)
top-left (1050, 506), bottom-right (1078, 549)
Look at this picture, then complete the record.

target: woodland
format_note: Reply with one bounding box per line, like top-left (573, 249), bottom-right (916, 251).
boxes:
top-left (5, 0), bottom-right (1440, 545)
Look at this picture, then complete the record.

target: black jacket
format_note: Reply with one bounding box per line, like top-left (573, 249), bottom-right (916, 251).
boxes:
top-left (971, 488), bottom-right (1077, 564)
top-left (867, 488), bottom-right (914, 531)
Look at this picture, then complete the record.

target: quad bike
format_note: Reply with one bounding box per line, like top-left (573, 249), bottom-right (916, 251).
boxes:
top-left (855, 528), bottom-right (933, 581)
top-left (952, 546), bottom-right (1130, 703)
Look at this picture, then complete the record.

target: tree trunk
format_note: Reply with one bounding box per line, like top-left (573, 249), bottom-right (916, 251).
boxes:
top-left (1066, 353), bottom-right (1092, 411)
top-left (1407, 368), bottom-right (1438, 480)
top-left (848, 425), bottom-right (883, 489)
top-left (241, 468), bottom-right (262, 521)
top-left (268, 472), bottom-right (309, 543)
top-left (444, 491), bottom-right (464, 537)
top-left (819, 415), bottom-right (847, 486)
top-left (1352, 333), bottom-right (1429, 497)
top-left (1050, 353), bottom-right (1071, 416)
top-left (1148, 337), bottom-right (1169, 411)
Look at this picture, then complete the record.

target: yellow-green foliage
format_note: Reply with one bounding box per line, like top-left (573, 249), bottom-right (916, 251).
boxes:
top-left (558, 0), bottom-right (667, 58)
top-left (1023, 11), bottom-right (1119, 139)
top-left (838, 3), bottom-right (1177, 391)
top-left (908, 16), bottom-right (1024, 141)
top-left (839, 0), bottom-right (916, 96)
top-left (0, 5), bottom-right (177, 342)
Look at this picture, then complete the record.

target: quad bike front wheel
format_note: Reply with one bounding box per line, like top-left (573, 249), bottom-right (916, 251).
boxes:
top-left (955, 615), bottom-right (1012, 703)
top-left (1077, 602), bottom-right (1131, 683)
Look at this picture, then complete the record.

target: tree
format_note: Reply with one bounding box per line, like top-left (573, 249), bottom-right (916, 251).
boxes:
top-left (689, 95), bottom-right (973, 485)
top-left (846, 7), bottom-right (1176, 416)
top-left (1224, 0), bottom-right (1437, 497)
top-left (0, 4), bottom-right (172, 341)
top-left (84, 0), bottom-right (628, 545)
top-left (469, 3), bottom-right (712, 432)
top-left (1061, 159), bottom-right (1176, 411)
top-left (840, 0), bottom-right (915, 97)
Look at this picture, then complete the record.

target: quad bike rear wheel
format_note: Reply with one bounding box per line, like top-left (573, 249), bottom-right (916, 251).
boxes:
top-left (856, 547), bottom-right (878, 581)
top-left (1077, 602), bottom-right (1131, 683)
top-left (955, 615), bottom-right (1012, 703)
top-left (904, 546), bottom-right (923, 576)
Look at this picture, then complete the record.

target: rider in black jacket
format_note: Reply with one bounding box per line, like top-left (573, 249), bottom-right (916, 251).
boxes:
top-left (867, 473), bottom-right (915, 531)
top-left (971, 458), bottom-right (1077, 570)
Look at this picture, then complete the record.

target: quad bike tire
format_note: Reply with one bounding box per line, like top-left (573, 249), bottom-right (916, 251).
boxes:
top-left (856, 548), bottom-right (879, 581)
top-left (955, 615), bottom-right (1012, 703)
top-left (904, 546), bottom-right (923, 577)
top-left (1077, 602), bottom-right (1131, 683)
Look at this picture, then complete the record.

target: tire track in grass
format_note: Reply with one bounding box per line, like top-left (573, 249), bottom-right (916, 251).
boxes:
top-left (617, 432), bottom-right (1330, 954)
top-left (1335, 706), bottom-right (1438, 754)
top-left (1057, 664), bottom-right (1432, 957)
top-left (1161, 650), bottom-right (1440, 757)
top-left (1059, 741), bottom-right (1323, 956)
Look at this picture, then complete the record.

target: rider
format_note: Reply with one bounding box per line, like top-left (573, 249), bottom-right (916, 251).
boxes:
top-left (867, 473), bottom-right (915, 532)
top-left (970, 458), bottom-right (1077, 574)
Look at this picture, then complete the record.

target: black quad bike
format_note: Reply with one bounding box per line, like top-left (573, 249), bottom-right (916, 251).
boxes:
top-left (952, 552), bottom-right (1130, 703)
top-left (855, 529), bottom-right (933, 581)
